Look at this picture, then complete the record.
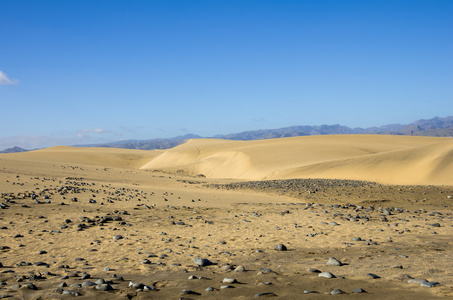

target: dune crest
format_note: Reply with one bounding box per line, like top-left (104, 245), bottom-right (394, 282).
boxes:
top-left (140, 135), bottom-right (453, 185)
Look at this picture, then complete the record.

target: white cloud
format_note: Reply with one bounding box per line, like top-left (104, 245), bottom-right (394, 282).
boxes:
top-left (0, 71), bottom-right (18, 85)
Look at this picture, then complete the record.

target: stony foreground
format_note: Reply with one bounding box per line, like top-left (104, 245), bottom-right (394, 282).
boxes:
top-left (1, 168), bottom-right (453, 299)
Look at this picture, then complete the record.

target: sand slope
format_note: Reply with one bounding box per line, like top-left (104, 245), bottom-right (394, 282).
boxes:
top-left (2, 146), bottom-right (162, 169)
top-left (140, 135), bottom-right (453, 185)
top-left (3, 135), bottom-right (452, 185)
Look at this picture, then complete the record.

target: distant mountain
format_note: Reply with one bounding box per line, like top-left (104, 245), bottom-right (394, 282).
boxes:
top-left (215, 116), bottom-right (453, 140)
top-left (213, 124), bottom-right (363, 140)
top-left (92, 116), bottom-right (453, 150)
top-left (85, 134), bottom-right (203, 150)
top-left (2, 116), bottom-right (452, 153)
top-left (0, 146), bottom-right (29, 153)
top-left (399, 116), bottom-right (453, 136)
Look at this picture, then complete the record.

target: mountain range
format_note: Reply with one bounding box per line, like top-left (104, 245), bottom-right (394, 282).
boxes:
top-left (2, 116), bottom-right (453, 152)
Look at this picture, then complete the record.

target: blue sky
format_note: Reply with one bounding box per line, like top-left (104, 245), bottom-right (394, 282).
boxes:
top-left (1, 0), bottom-right (452, 149)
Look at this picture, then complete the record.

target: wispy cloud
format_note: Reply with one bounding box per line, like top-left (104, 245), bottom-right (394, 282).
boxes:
top-left (76, 128), bottom-right (109, 138)
top-left (0, 71), bottom-right (18, 85)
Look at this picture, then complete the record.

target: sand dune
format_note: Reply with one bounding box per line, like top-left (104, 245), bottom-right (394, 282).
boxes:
top-left (3, 135), bottom-right (452, 185)
top-left (2, 146), bottom-right (162, 169)
top-left (140, 135), bottom-right (453, 185)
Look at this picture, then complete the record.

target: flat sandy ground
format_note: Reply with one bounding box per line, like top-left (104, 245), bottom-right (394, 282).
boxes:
top-left (0, 135), bottom-right (452, 299)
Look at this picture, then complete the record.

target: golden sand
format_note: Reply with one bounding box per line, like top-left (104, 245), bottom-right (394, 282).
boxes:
top-left (0, 135), bottom-right (452, 299)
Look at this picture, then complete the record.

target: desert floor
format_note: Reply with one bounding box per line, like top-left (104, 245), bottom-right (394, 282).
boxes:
top-left (0, 135), bottom-right (452, 299)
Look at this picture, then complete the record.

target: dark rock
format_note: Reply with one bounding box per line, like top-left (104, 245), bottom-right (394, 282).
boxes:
top-left (182, 289), bottom-right (201, 295)
top-left (254, 292), bottom-right (278, 297)
top-left (327, 257), bottom-right (342, 266)
top-left (129, 281), bottom-right (144, 289)
top-left (331, 289), bottom-right (344, 295)
top-left (421, 281), bottom-right (440, 287)
top-left (273, 244), bottom-right (287, 251)
top-left (319, 272), bottom-right (335, 279)
top-left (96, 284), bottom-right (113, 291)
top-left (21, 283), bottom-right (37, 290)
top-left (112, 235), bottom-right (123, 241)
top-left (82, 281), bottom-right (96, 287)
top-left (193, 257), bottom-right (213, 267)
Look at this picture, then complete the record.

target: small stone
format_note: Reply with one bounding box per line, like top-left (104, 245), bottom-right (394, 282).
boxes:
top-left (223, 278), bottom-right (237, 284)
top-left (129, 282), bottom-right (143, 289)
top-left (327, 257), bottom-right (342, 266)
top-left (273, 244), bottom-right (287, 251)
top-left (112, 235), bottom-right (123, 241)
top-left (221, 264), bottom-right (234, 271)
top-left (367, 273), bottom-right (380, 279)
top-left (220, 285), bottom-right (234, 289)
top-left (352, 288), bottom-right (366, 293)
top-left (254, 292), bottom-right (277, 297)
top-left (193, 257), bottom-right (213, 267)
top-left (319, 272), bottom-right (335, 279)
top-left (82, 281), bottom-right (96, 287)
top-left (307, 268), bottom-right (321, 273)
top-left (21, 283), bottom-right (37, 290)
top-left (234, 265), bottom-right (245, 272)
top-left (408, 279), bottom-right (428, 284)
top-left (331, 289), bottom-right (344, 295)
top-left (62, 290), bottom-right (80, 295)
top-left (182, 289), bottom-right (201, 295)
top-left (96, 283), bottom-right (113, 291)
top-left (420, 282), bottom-right (439, 287)
top-left (205, 287), bottom-right (215, 292)
top-left (258, 268), bottom-right (273, 274)
top-left (33, 261), bottom-right (49, 267)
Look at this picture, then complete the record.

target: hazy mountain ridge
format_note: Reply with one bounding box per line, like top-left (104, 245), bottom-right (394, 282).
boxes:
top-left (94, 116), bottom-right (453, 150)
top-left (91, 134), bottom-right (203, 150)
top-left (0, 146), bottom-right (29, 153)
top-left (2, 116), bottom-right (452, 152)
